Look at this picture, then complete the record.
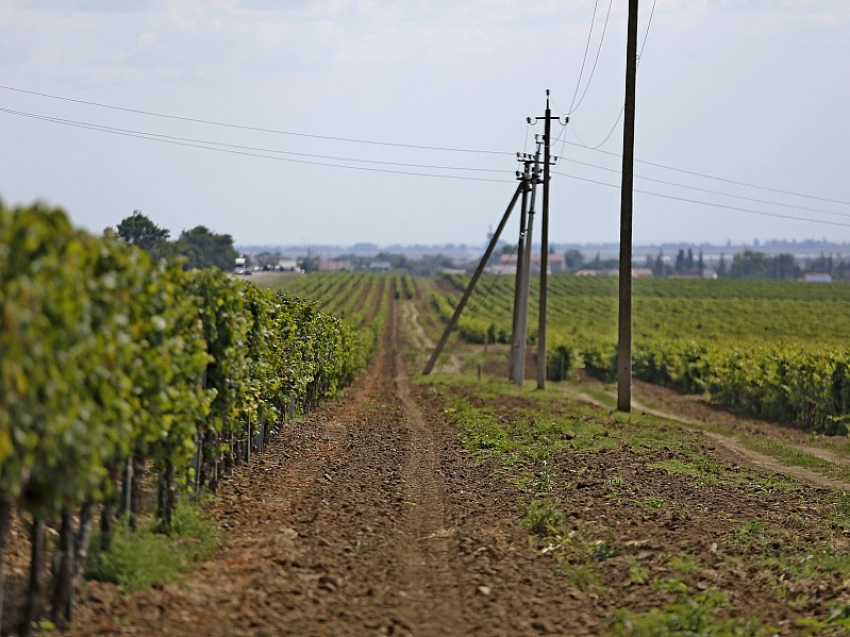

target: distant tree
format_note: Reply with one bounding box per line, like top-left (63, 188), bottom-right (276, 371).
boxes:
top-left (674, 249), bottom-right (686, 274)
top-left (585, 252), bottom-right (618, 271)
top-left (718, 253), bottom-right (727, 277)
top-left (652, 249), bottom-right (666, 277)
top-left (115, 211), bottom-right (172, 261)
top-left (486, 244), bottom-right (515, 267)
top-left (729, 251), bottom-right (770, 279)
top-left (697, 249), bottom-right (705, 276)
top-left (374, 251), bottom-right (410, 270)
top-left (564, 249), bottom-right (584, 271)
top-left (770, 253), bottom-right (799, 280)
top-left (809, 251), bottom-right (834, 276)
top-left (173, 226), bottom-right (238, 270)
top-left (408, 254), bottom-right (456, 276)
top-left (686, 248), bottom-right (695, 272)
top-left (297, 255), bottom-right (320, 273)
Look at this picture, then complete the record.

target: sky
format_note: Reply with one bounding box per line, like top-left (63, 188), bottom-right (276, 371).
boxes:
top-left (1, 0), bottom-right (849, 249)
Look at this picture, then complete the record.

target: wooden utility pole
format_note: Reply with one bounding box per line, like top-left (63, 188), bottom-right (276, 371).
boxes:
top-left (537, 92), bottom-right (553, 389)
top-left (423, 183), bottom-right (523, 376)
top-left (617, 0), bottom-right (640, 412)
top-left (529, 91), bottom-right (564, 390)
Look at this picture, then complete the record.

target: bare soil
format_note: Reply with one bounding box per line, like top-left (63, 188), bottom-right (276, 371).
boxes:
top-left (63, 298), bottom-right (598, 636)
top-left (58, 297), bottom-right (850, 636)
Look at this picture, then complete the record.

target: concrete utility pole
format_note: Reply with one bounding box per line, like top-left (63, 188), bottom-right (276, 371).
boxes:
top-left (617, 0), bottom-right (640, 412)
top-left (508, 159), bottom-right (531, 385)
top-left (423, 183), bottom-right (524, 376)
top-left (510, 158), bottom-right (533, 385)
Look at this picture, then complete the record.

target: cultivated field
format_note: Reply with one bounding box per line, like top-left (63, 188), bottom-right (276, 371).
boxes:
top-left (44, 271), bottom-right (850, 635)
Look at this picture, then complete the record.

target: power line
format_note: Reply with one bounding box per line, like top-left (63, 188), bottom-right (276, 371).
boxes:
top-left (3, 83), bottom-right (848, 208)
top-left (0, 107), bottom-right (508, 175)
top-left (559, 155), bottom-right (850, 219)
top-left (553, 169), bottom-right (850, 229)
top-left (6, 104), bottom-right (849, 226)
top-left (0, 84), bottom-right (514, 157)
top-left (568, 0), bottom-right (658, 149)
top-left (0, 107), bottom-right (511, 183)
top-left (565, 141), bottom-right (850, 206)
top-left (568, 0), bottom-right (614, 115)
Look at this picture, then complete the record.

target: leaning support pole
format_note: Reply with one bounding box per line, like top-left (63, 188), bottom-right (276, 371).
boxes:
top-left (423, 182), bottom-right (524, 375)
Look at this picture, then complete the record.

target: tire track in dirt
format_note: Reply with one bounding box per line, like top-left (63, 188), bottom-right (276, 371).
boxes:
top-left (67, 294), bottom-right (604, 637)
top-left (388, 298), bottom-right (467, 634)
top-left (401, 299), bottom-right (462, 375)
top-left (563, 382), bottom-right (850, 491)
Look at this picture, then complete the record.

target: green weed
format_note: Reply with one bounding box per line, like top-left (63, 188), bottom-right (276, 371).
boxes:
top-left (520, 499), bottom-right (566, 537)
top-left (634, 496), bottom-right (666, 510)
top-left (86, 503), bottom-right (220, 591)
top-left (607, 588), bottom-right (775, 636)
top-left (668, 553), bottom-right (702, 575)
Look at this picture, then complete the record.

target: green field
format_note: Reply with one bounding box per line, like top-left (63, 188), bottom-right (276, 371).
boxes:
top-left (434, 274), bottom-right (850, 434)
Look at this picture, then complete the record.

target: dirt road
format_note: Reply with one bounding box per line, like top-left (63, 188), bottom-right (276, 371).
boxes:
top-left (67, 298), bottom-right (593, 636)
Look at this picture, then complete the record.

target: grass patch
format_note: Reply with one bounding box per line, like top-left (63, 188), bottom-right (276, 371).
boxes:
top-left (668, 553), bottom-right (702, 575)
top-left (520, 499), bottom-right (566, 537)
top-left (739, 435), bottom-right (850, 484)
top-left (86, 502), bottom-right (221, 591)
top-left (607, 588), bottom-right (775, 636)
top-left (634, 495), bottom-right (666, 510)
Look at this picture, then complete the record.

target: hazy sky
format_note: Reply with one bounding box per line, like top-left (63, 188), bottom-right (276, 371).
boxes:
top-left (2, 0), bottom-right (849, 248)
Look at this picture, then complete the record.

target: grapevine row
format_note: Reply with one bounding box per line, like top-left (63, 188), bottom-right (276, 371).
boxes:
top-left (0, 203), bottom-right (363, 628)
top-left (435, 273), bottom-right (850, 435)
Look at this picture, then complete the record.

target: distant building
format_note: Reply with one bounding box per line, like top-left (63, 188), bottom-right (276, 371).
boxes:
top-left (370, 261), bottom-right (392, 272)
top-left (318, 259), bottom-right (354, 272)
top-left (498, 253), bottom-right (566, 274)
top-left (804, 273), bottom-right (833, 283)
top-left (631, 268), bottom-right (654, 278)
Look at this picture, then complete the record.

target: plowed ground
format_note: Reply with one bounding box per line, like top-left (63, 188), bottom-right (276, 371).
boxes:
top-left (63, 296), bottom-right (850, 636)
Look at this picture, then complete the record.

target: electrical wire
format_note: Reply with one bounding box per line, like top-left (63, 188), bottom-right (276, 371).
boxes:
top-left (552, 169), bottom-right (850, 229)
top-left (0, 107), bottom-right (513, 183)
top-left (569, 0), bottom-right (658, 150)
top-left (6, 82), bottom-right (847, 207)
top-left (7, 103), bottom-right (848, 228)
top-left (559, 156), bottom-right (850, 219)
top-left (0, 107), bottom-right (508, 175)
top-left (565, 142), bottom-right (850, 206)
top-left (569, 0), bottom-right (614, 115)
top-left (4, 82), bottom-right (848, 209)
top-left (567, 0), bottom-right (602, 112)
top-left (0, 84), bottom-right (513, 156)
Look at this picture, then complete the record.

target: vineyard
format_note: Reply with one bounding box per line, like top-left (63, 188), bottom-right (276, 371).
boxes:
top-left (0, 204), bottom-right (373, 631)
top-left (435, 273), bottom-right (850, 434)
top-left (7, 230), bottom-right (850, 635)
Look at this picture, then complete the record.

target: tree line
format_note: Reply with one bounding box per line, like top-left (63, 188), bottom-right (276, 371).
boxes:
top-left (112, 210), bottom-right (237, 271)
